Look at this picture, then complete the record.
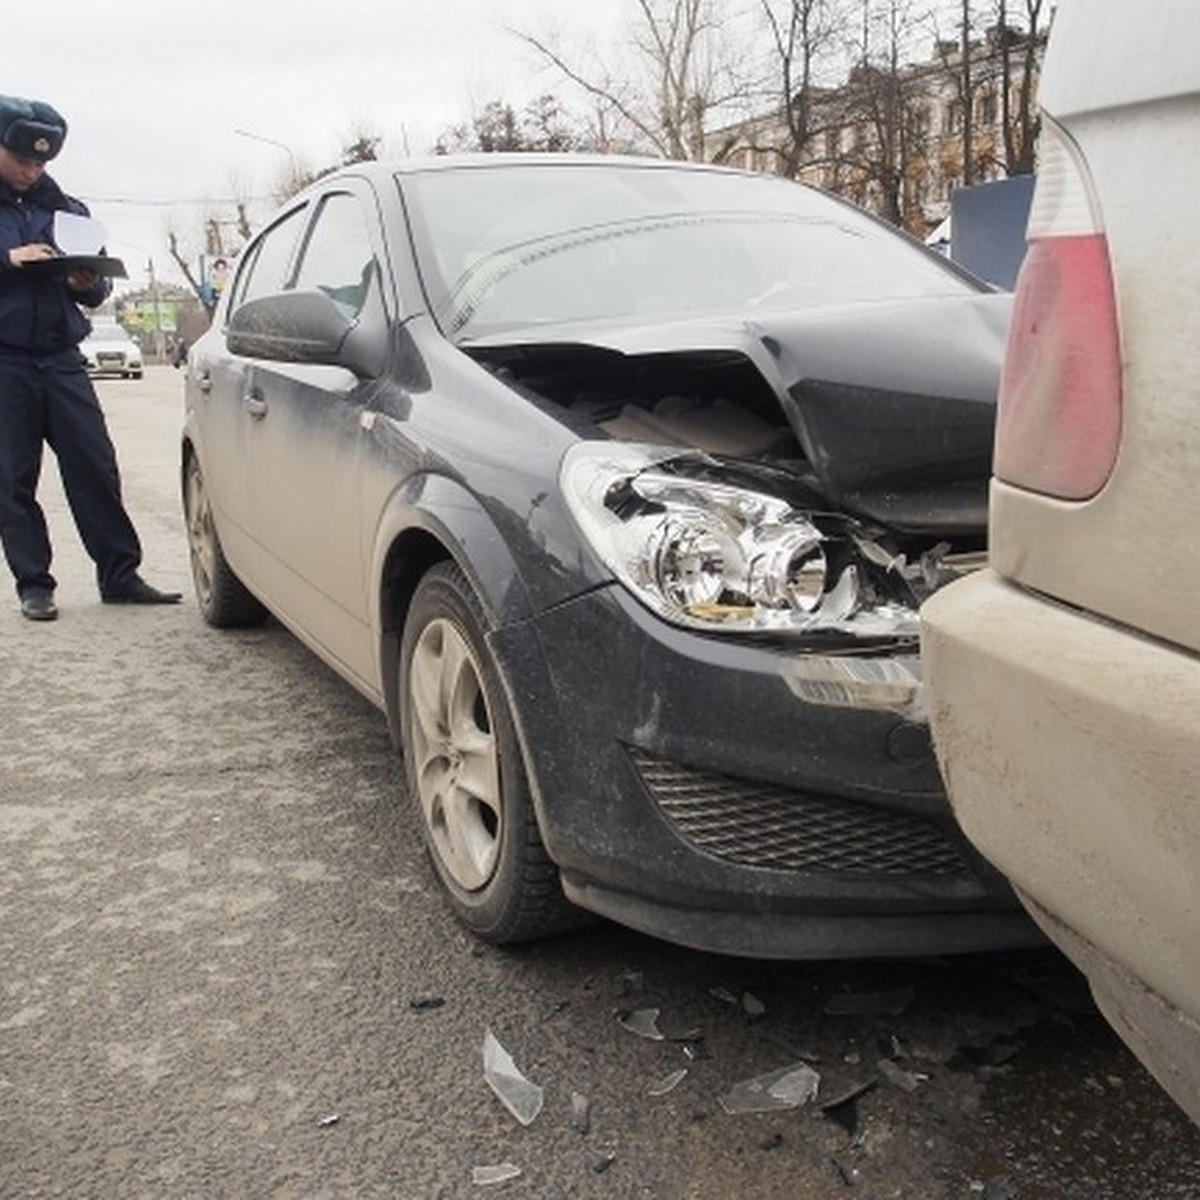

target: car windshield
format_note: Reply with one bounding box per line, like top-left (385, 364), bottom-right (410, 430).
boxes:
top-left (89, 326), bottom-right (131, 342)
top-left (401, 162), bottom-right (981, 339)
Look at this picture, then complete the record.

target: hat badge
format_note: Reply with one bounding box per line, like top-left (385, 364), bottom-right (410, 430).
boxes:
top-left (33, 136), bottom-right (50, 154)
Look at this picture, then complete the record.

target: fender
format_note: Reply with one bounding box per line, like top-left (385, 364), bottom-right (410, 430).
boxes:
top-left (368, 470), bottom-right (538, 745)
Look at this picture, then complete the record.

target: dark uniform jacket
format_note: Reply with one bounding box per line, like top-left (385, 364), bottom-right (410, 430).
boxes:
top-left (0, 172), bottom-right (110, 355)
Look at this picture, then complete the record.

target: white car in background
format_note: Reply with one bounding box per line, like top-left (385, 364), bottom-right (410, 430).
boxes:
top-left (80, 322), bottom-right (143, 379)
top-left (922, 0), bottom-right (1200, 1125)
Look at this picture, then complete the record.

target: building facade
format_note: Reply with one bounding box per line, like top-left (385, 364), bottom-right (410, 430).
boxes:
top-left (711, 23), bottom-right (1046, 237)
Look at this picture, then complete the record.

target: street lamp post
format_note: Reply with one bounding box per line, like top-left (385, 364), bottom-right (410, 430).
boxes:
top-left (234, 127), bottom-right (306, 200)
top-left (146, 257), bottom-right (166, 364)
top-left (114, 240), bottom-right (170, 364)
top-left (233, 127), bottom-right (298, 161)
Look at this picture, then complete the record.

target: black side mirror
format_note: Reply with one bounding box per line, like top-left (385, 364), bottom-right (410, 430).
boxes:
top-left (227, 268), bottom-right (388, 378)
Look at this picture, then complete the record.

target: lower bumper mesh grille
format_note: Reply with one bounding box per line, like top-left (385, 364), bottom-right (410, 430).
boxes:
top-left (631, 749), bottom-right (970, 876)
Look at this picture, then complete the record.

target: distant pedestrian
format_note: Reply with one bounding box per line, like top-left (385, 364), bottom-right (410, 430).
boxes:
top-left (0, 94), bottom-right (180, 621)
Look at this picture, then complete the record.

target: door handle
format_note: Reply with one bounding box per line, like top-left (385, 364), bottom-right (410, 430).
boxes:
top-left (244, 390), bottom-right (268, 419)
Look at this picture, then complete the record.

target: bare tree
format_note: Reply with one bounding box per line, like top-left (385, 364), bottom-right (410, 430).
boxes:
top-left (995, 0), bottom-right (1045, 174)
top-left (166, 194), bottom-right (253, 320)
top-left (754, 0), bottom-right (847, 177)
top-left (268, 157), bottom-right (317, 206)
top-left (514, 0), bottom-right (752, 160)
top-left (436, 95), bottom-right (584, 154)
top-left (522, 94), bottom-right (582, 152)
top-left (930, 0), bottom-right (1046, 184)
top-left (166, 228), bottom-right (210, 316)
top-left (168, 126), bottom-right (383, 320)
top-left (836, 0), bottom-right (935, 228)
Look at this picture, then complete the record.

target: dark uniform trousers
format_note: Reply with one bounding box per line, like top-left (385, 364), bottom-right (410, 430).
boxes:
top-left (0, 348), bottom-right (142, 598)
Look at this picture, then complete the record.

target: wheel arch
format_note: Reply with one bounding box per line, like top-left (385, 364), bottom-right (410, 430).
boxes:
top-left (180, 427), bottom-right (197, 489)
top-left (373, 473), bottom-right (536, 747)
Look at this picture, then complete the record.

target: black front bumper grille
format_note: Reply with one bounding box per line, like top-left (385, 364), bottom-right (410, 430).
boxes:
top-left (631, 750), bottom-right (970, 876)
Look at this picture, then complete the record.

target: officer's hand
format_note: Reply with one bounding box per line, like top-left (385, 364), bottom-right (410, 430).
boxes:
top-left (8, 243), bottom-right (57, 267)
top-left (65, 268), bottom-right (98, 293)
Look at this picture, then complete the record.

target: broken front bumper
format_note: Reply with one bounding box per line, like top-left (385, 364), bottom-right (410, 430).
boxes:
top-left (490, 583), bottom-right (1038, 959)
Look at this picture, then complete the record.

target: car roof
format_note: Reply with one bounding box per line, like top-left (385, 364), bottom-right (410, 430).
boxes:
top-left (315, 153), bottom-right (765, 189)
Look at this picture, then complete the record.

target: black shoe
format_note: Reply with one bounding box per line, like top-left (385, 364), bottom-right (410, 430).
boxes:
top-left (102, 576), bottom-right (183, 606)
top-left (20, 589), bottom-right (58, 621)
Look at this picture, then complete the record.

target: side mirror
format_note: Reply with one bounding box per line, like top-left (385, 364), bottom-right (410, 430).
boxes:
top-left (227, 272), bottom-right (388, 378)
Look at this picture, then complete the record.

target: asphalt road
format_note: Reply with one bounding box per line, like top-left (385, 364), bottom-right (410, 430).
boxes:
top-left (1, 367), bottom-right (1198, 1200)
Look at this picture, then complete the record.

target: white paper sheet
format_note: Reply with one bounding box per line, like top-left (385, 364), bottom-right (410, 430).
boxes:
top-left (53, 211), bottom-right (107, 256)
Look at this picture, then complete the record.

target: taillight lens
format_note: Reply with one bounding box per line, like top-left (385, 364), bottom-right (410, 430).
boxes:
top-left (994, 115), bottom-right (1122, 499)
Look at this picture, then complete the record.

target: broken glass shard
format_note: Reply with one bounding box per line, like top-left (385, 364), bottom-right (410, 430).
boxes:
top-left (820, 1078), bottom-right (877, 1136)
top-left (618, 1007), bottom-right (665, 1041)
top-left (647, 1068), bottom-right (688, 1096)
top-left (471, 1163), bottom-right (522, 1186)
top-left (482, 1029), bottom-right (544, 1126)
top-left (720, 1063), bottom-right (820, 1114)
top-left (618, 970), bottom-right (644, 995)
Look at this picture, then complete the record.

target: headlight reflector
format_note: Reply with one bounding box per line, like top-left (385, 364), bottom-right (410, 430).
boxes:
top-left (562, 443), bottom-right (924, 641)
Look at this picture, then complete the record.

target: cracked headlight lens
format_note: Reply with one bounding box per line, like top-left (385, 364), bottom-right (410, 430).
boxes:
top-left (561, 442), bottom-right (921, 640)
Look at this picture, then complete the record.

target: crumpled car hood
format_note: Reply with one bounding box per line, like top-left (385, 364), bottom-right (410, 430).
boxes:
top-left (466, 291), bottom-right (1011, 534)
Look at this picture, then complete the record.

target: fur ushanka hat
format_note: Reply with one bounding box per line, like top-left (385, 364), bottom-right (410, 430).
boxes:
top-left (0, 96), bottom-right (67, 161)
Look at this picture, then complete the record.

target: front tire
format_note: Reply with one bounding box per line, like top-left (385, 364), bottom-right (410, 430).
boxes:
top-left (399, 562), bottom-right (578, 943)
top-left (183, 454), bottom-right (268, 628)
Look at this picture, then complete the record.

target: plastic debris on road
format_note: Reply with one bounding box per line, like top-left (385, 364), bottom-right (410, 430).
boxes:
top-left (591, 1151), bottom-right (617, 1174)
top-left (409, 994), bottom-right (446, 1012)
top-left (877, 1057), bottom-right (926, 1092)
top-left (823, 986), bottom-right (915, 1017)
top-left (482, 1029), bottom-right (544, 1126)
top-left (720, 1062), bottom-right (821, 1114)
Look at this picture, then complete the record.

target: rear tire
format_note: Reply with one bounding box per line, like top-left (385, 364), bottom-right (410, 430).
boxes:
top-left (399, 561), bottom-right (579, 943)
top-left (183, 454), bottom-right (268, 628)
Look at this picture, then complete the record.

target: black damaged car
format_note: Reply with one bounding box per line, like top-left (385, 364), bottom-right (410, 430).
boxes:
top-left (182, 155), bottom-right (1037, 957)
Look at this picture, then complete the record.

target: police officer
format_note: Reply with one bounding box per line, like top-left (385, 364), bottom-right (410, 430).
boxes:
top-left (0, 95), bottom-right (179, 621)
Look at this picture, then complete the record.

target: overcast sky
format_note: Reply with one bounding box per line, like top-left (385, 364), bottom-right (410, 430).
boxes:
top-left (17, 0), bottom-right (626, 288)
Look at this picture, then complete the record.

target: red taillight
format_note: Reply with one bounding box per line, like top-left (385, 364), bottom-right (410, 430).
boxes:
top-left (993, 119), bottom-right (1123, 500)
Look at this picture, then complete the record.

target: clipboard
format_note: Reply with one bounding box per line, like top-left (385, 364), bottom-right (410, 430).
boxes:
top-left (20, 254), bottom-right (128, 279)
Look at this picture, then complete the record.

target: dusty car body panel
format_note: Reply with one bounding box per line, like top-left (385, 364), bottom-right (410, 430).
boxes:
top-left (184, 154), bottom-right (1037, 958)
top-left (490, 583), bottom-right (1023, 958)
top-left (924, 569), bottom-right (1200, 1116)
top-left (922, 0), bottom-right (1200, 1122)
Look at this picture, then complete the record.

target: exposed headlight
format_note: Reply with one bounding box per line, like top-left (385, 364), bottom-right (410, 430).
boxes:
top-left (561, 442), bottom-right (926, 641)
